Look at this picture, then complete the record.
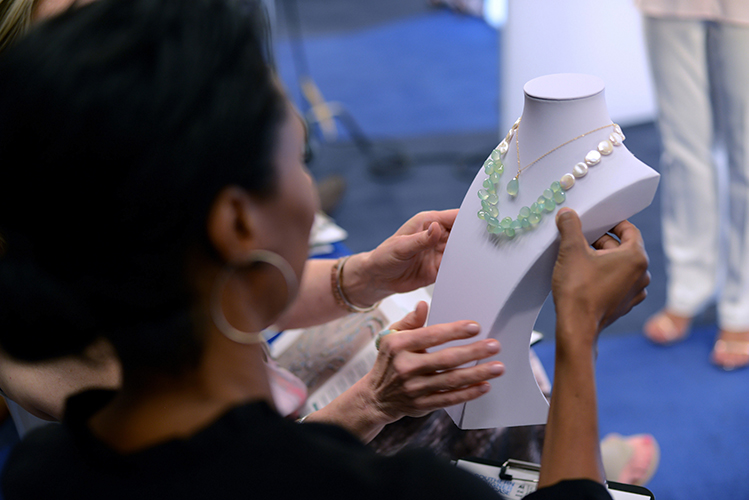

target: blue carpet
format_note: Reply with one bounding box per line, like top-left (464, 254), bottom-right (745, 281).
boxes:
top-left (276, 11), bottom-right (499, 138)
top-left (534, 325), bottom-right (749, 500)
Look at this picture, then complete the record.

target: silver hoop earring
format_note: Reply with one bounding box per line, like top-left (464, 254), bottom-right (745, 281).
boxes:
top-left (211, 250), bottom-right (299, 345)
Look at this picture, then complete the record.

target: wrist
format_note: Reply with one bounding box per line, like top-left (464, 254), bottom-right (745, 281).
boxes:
top-left (338, 253), bottom-right (384, 310)
top-left (554, 313), bottom-right (598, 356)
top-left (338, 376), bottom-right (391, 442)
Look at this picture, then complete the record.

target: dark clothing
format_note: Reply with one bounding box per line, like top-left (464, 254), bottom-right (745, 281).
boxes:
top-left (1, 390), bottom-right (609, 500)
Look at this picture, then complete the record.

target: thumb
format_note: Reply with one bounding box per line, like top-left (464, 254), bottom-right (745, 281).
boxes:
top-left (556, 208), bottom-right (588, 255)
top-left (393, 222), bottom-right (440, 260)
top-left (390, 301), bottom-right (428, 331)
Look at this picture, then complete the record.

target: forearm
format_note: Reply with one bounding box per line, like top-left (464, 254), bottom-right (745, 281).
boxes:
top-left (275, 254), bottom-right (387, 330)
top-left (299, 375), bottom-right (389, 443)
top-left (538, 319), bottom-right (605, 488)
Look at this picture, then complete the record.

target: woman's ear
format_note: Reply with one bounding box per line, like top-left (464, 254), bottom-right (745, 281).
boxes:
top-left (206, 186), bottom-right (259, 263)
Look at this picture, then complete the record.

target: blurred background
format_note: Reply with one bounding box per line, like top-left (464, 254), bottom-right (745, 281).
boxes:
top-left (268, 1), bottom-right (749, 499)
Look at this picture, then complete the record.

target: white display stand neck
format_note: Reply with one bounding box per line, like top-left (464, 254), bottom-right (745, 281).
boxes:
top-left (427, 73), bottom-right (660, 429)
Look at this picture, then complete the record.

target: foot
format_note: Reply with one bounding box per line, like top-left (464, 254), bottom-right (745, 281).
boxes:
top-left (711, 329), bottom-right (749, 371)
top-left (601, 433), bottom-right (660, 486)
top-left (643, 310), bottom-right (691, 345)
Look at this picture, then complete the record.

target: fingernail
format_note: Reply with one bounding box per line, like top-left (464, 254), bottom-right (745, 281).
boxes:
top-left (466, 323), bottom-right (480, 335)
top-left (485, 339), bottom-right (500, 353)
top-left (478, 383), bottom-right (491, 393)
top-left (488, 362), bottom-right (504, 375)
top-left (427, 223), bottom-right (435, 237)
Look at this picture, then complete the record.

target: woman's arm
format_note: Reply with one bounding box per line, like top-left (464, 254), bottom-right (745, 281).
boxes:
top-left (538, 209), bottom-right (649, 488)
top-left (276, 210), bottom-right (457, 330)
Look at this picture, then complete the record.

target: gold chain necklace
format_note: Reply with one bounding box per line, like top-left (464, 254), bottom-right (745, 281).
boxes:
top-left (507, 120), bottom-right (618, 197)
top-left (477, 120), bottom-right (626, 238)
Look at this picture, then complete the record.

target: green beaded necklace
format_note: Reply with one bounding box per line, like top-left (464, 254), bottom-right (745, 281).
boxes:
top-left (477, 121), bottom-right (625, 238)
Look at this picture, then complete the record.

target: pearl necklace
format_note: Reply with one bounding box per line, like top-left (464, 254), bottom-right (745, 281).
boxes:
top-left (477, 122), bottom-right (626, 237)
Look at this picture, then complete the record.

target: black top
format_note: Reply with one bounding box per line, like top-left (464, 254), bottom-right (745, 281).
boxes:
top-left (1, 390), bottom-right (610, 500)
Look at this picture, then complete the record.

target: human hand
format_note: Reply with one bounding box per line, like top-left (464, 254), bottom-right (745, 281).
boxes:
top-left (344, 210), bottom-right (457, 307)
top-left (552, 208), bottom-right (650, 348)
top-left (361, 300), bottom-right (504, 424)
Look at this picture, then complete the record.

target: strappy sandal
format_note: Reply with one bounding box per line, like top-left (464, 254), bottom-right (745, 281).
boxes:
top-left (643, 310), bottom-right (691, 345)
top-left (601, 433), bottom-right (660, 486)
top-left (711, 330), bottom-right (749, 371)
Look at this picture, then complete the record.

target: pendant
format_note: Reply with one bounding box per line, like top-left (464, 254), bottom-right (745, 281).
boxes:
top-left (506, 177), bottom-right (519, 197)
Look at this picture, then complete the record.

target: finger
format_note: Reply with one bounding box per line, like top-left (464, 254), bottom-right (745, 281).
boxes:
top-left (410, 382), bottom-right (493, 413)
top-left (431, 208), bottom-right (459, 231)
top-left (380, 321), bottom-right (482, 353)
top-left (404, 338), bottom-right (502, 374)
top-left (608, 220), bottom-right (644, 248)
top-left (592, 233), bottom-right (619, 251)
top-left (391, 225), bottom-right (441, 260)
top-left (555, 208), bottom-right (589, 256)
top-left (389, 301), bottom-right (428, 332)
top-left (401, 361), bottom-right (503, 398)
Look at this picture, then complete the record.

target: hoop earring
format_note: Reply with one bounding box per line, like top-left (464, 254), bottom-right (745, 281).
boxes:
top-left (211, 250), bottom-right (299, 345)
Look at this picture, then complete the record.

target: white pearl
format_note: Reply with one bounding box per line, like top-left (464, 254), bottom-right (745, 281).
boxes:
top-left (609, 132), bottom-right (621, 146)
top-left (498, 140), bottom-right (509, 155)
top-left (560, 173), bottom-right (575, 190)
top-left (585, 150), bottom-right (602, 166)
top-left (598, 140), bottom-right (614, 155)
top-left (505, 129), bottom-right (514, 143)
top-left (512, 117), bottom-right (521, 130)
top-left (573, 162), bottom-right (588, 178)
top-left (614, 124), bottom-right (624, 139)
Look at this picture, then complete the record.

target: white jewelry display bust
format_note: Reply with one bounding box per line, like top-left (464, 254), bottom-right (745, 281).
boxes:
top-left (428, 73), bottom-right (660, 429)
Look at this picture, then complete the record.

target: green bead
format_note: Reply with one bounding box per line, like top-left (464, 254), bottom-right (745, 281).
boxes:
top-left (485, 204), bottom-right (499, 218)
top-left (543, 189), bottom-right (553, 200)
top-left (488, 224), bottom-right (503, 234)
top-left (531, 202), bottom-right (542, 215)
top-left (505, 227), bottom-right (516, 238)
top-left (495, 162), bottom-right (504, 176)
top-left (481, 200), bottom-right (491, 212)
top-left (483, 179), bottom-right (493, 190)
top-left (511, 220), bottom-right (522, 230)
top-left (519, 206), bottom-right (530, 219)
top-left (486, 215), bottom-right (499, 227)
top-left (529, 213), bottom-right (541, 226)
top-left (551, 181), bottom-right (561, 192)
top-left (500, 217), bottom-right (512, 229)
top-left (544, 198), bottom-right (556, 212)
top-left (491, 149), bottom-right (501, 161)
top-left (537, 196), bottom-right (546, 205)
top-left (490, 171), bottom-right (501, 184)
top-left (553, 190), bottom-right (566, 204)
top-left (486, 193), bottom-right (499, 204)
top-left (478, 189), bottom-right (490, 200)
top-left (521, 218), bottom-right (531, 229)
top-left (477, 210), bottom-right (486, 220)
top-left (483, 159), bottom-right (495, 174)
top-left (507, 178), bottom-right (519, 196)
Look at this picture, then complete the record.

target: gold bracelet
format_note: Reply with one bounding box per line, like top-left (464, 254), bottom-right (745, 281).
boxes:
top-left (330, 256), bottom-right (380, 313)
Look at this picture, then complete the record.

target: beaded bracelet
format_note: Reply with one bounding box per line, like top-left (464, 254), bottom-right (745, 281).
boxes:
top-left (331, 256), bottom-right (380, 313)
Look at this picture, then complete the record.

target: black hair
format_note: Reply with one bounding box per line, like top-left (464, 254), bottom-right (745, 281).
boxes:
top-left (0, 0), bottom-right (286, 376)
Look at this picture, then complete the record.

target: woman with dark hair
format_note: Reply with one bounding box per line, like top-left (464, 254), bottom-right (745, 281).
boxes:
top-left (0, 0), bottom-right (649, 498)
top-left (0, 0), bottom-right (503, 434)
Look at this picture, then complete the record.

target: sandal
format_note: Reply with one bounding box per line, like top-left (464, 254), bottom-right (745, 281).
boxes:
top-left (601, 433), bottom-right (660, 486)
top-left (711, 330), bottom-right (749, 371)
top-left (643, 310), bottom-right (691, 345)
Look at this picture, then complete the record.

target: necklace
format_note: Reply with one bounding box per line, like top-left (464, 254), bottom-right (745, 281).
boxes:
top-left (477, 121), bottom-right (625, 238)
top-left (508, 120), bottom-right (618, 197)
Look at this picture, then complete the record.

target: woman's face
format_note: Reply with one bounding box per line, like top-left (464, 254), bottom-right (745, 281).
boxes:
top-left (252, 100), bottom-right (319, 284)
